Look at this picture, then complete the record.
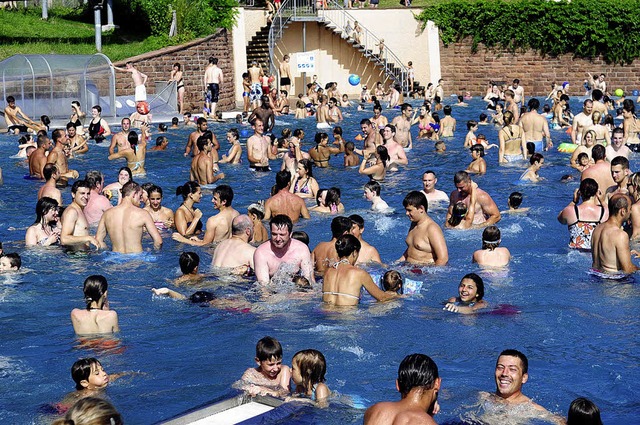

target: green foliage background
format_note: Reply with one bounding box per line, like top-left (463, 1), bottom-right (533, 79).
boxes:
top-left (416, 0), bottom-right (640, 64)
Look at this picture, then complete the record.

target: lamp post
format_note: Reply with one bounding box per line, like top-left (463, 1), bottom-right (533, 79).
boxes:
top-left (91, 0), bottom-right (104, 52)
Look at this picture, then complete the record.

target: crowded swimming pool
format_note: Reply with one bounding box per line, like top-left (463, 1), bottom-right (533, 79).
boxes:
top-left (0, 97), bottom-right (638, 423)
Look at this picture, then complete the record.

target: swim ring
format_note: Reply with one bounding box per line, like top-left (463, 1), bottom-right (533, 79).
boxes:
top-left (557, 143), bottom-right (578, 153)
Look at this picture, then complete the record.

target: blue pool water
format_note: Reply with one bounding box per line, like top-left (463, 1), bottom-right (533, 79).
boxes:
top-left (0, 98), bottom-right (638, 424)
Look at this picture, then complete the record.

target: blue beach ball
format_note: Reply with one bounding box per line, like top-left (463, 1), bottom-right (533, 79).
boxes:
top-left (633, 90), bottom-right (639, 97)
top-left (348, 74), bottom-right (361, 86)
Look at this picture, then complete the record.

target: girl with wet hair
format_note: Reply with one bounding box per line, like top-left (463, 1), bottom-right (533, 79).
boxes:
top-left (71, 275), bottom-right (119, 335)
top-left (472, 226), bottom-right (511, 267)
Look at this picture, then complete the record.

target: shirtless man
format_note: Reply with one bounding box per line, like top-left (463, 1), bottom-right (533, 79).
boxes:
top-left (113, 62), bottom-right (148, 102)
top-left (360, 119), bottom-right (382, 151)
top-left (279, 55), bottom-right (292, 94)
top-left (589, 72), bottom-right (607, 95)
top-left (503, 89), bottom-right (519, 122)
top-left (420, 170), bottom-right (449, 204)
top-left (311, 216), bottom-right (353, 276)
top-left (511, 78), bottom-right (525, 108)
top-left (435, 79), bottom-right (444, 101)
top-left (190, 136), bottom-right (225, 185)
top-left (581, 145), bottom-right (615, 196)
top-left (382, 124), bottom-right (408, 169)
top-left (606, 128), bottom-right (630, 162)
top-left (264, 171), bottom-right (310, 223)
top-left (211, 214), bottom-right (256, 274)
top-left (173, 185), bottom-right (239, 246)
top-left (67, 123), bottom-right (87, 155)
top-left (592, 194), bottom-right (639, 275)
top-left (38, 164), bottom-right (62, 205)
top-left (109, 118), bottom-right (132, 155)
top-left (28, 134), bottom-right (51, 179)
top-left (96, 181), bottom-right (162, 253)
top-left (447, 171), bottom-right (501, 225)
top-left (606, 156), bottom-right (631, 198)
top-left (439, 105), bottom-right (456, 138)
top-left (60, 180), bottom-right (100, 249)
top-left (204, 57), bottom-right (224, 119)
top-left (399, 191), bottom-right (448, 266)
top-left (247, 118), bottom-right (274, 171)
top-left (83, 170), bottom-right (113, 226)
top-left (248, 95), bottom-right (275, 133)
top-left (349, 214), bottom-right (382, 264)
top-left (184, 117), bottom-right (209, 157)
top-left (315, 95), bottom-right (331, 128)
top-left (477, 349), bottom-right (562, 425)
top-left (248, 61), bottom-right (264, 109)
top-left (387, 85), bottom-right (400, 109)
top-left (3, 95), bottom-right (41, 133)
top-left (520, 98), bottom-right (552, 152)
top-left (572, 99), bottom-right (594, 146)
top-left (364, 353), bottom-right (441, 425)
top-left (591, 89), bottom-right (608, 116)
top-left (391, 103), bottom-right (414, 149)
top-left (253, 214), bottom-right (314, 285)
top-left (46, 129), bottom-right (79, 184)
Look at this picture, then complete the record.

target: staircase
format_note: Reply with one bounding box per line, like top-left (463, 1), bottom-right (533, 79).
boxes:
top-left (246, 24), bottom-right (271, 74)
top-left (267, 0), bottom-right (413, 94)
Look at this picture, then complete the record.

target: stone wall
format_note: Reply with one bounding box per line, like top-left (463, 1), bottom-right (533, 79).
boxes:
top-left (438, 38), bottom-right (640, 97)
top-left (112, 29), bottom-right (235, 113)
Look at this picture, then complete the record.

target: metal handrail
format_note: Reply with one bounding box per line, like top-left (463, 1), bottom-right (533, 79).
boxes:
top-left (268, 0), bottom-right (317, 76)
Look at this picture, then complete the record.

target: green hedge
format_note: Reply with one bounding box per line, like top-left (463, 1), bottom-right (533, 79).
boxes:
top-left (416, 0), bottom-right (640, 64)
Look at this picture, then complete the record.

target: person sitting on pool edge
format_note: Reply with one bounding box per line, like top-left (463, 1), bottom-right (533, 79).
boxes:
top-left (364, 353), bottom-right (441, 425)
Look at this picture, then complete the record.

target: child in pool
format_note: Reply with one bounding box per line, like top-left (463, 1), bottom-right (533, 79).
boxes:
top-left (463, 120), bottom-right (478, 148)
top-left (443, 273), bottom-right (488, 314)
top-left (248, 203), bottom-right (268, 243)
top-left (57, 358), bottom-right (124, 412)
top-left (466, 145), bottom-right (487, 175)
top-left (520, 153), bottom-right (545, 182)
top-left (0, 252), bottom-right (21, 271)
top-left (501, 191), bottom-right (530, 214)
top-left (239, 336), bottom-right (291, 398)
top-left (174, 252), bottom-right (203, 285)
top-left (364, 181), bottom-right (390, 212)
top-left (567, 397), bottom-right (602, 425)
top-left (472, 226), bottom-right (511, 267)
top-left (288, 349), bottom-right (330, 405)
top-left (576, 152), bottom-right (591, 172)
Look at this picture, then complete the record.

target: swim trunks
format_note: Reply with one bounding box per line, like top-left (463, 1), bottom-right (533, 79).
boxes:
top-left (504, 154), bottom-right (523, 162)
top-left (135, 84), bottom-right (147, 102)
top-left (208, 83), bottom-right (220, 103)
top-left (249, 164), bottom-right (270, 172)
top-left (530, 140), bottom-right (543, 152)
top-left (8, 124), bottom-right (28, 133)
top-left (280, 77), bottom-right (291, 86)
top-left (317, 122), bottom-right (332, 129)
top-left (249, 83), bottom-right (262, 102)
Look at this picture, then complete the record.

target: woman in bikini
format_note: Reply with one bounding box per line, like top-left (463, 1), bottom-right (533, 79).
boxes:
top-left (309, 132), bottom-right (341, 168)
top-left (220, 128), bottom-right (243, 164)
top-left (622, 99), bottom-right (640, 150)
top-left (143, 185), bottom-right (174, 231)
top-left (581, 111), bottom-right (610, 146)
top-left (358, 145), bottom-right (389, 181)
top-left (322, 234), bottom-right (397, 306)
top-left (498, 110), bottom-right (526, 163)
top-left (107, 131), bottom-right (147, 176)
top-left (25, 197), bottom-right (61, 246)
top-left (174, 180), bottom-right (203, 237)
top-left (370, 103), bottom-right (388, 130)
top-left (290, 159), bottom-right (319, 199)
top-left (169, 62), bottom-right (185, 114)
top-left (71, 275), bottom-right (119, 335)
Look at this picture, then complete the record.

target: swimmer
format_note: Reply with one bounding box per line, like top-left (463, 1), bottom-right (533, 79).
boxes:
top-left (309, 132), bottom-right (342, 169)
top-left (463, 120), bottom-right (478, 148)
top-left (71, 275), bottom-right (119, 335)
top-left (0, 253), bottom-right (21, 271)
top-left (472, 226), bottom-right (511, 267)
top-left (184, 117), bottom-right (210, 157)
top-left (189, 135), bottom-right (225, 185)
top-left (52, 397), bottom-right (122, 425)
top-left (264, 171), bottom-right (310, 222)
top-left (520, 98), bottom-right (552, 152)
top-left (323, 234), bottom-right (397, 306)
top-left (443, 273), bottom-right (488, 314)
top-left (312, 216), bottom-right (353, 276)
top-left (343, 141), bottom-right (359, 167)
top-left (109, 118), bottom-right (132, 155)
top-left (37, 163), bottom-right (62, 205)
top-left (83, 171), bottom-right (113, 226)
top-left (364, 353), bottom-right (440, 425)
top-left (28, 134), bottom-right (51, 179)
top-left (466, 145), bottom-right (487, 175)
top-left (143, 185), bottom-right (174, 231)
top-left (439, 105), bottom-right (456, 138)
top-left (570, 130), bottom-right (596, 170)
top-left (572, 99), bottom-right (594, 145)
top-left (420, 170), bottom-right (450, 204)
top-left (364, 181), bottom-right (390, 212)
top-left (57, 358), bottom-right (124, 411)
top-left (211, 214), bottom-right (256, 275)
top-left (447, 171), bottom-right (501, 226)
top-left (567, 397), bottom-right (603, 425)
top-left (25, 197), bottom-right (61, 247)
top-left (348, 214), bottom-right (382, 265)
top-left (445, 181), bottom-right (477, 230)
top-left (581, 145), bottom-right (614, 196)
top-left (248, 203), bottom-right (268, 243)
top-left (606, 127), bottom-right (630, 162)
top-left (174, 251), bottom-right (203, 285)
top-left (382, 124), bottom-right (408, 169)
top-left (391, 103), bottom-right (415, 149)
top-left (400, 191), bottom-right (448, 265)
top-left (60, 180), bottom-right (100, 249)
top-left (219, 128), bottom-right (243, 164)
top-left (247, 118), bottom-right (275, 170)
top-left (501, 191), bottom-right (530, 214)
top-left (287, 349), bottom-right (330, 406)
top-left (498, 111), bottom-right (526, 163)
top-left (519, 152), bottom-right (545, 182)
top-left (238, 336), bottom-right (291, 397)
top-left (151, 135), bottom-right (168, 151)
top-left (605, 155), bottom-right (631, 198)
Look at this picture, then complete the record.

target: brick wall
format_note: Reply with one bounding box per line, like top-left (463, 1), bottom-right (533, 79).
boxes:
top-left (112, 29), bottom-right (235, 113)
top-left (438, 38), bottom-right (640, 97)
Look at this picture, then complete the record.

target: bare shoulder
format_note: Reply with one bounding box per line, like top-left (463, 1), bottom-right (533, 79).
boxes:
top-left (394, 410), bottom-right (437, 424)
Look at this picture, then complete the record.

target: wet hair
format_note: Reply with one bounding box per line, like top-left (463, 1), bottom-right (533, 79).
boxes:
top-left (345, 141), bottom-right (355, 152)
top-left (397, 353), bottom-right (439, 398)
top-left (50, 128), bottom-right (64, 143)
top-left (118, 167), bottom-right (133, 182)
top-left (71, 179), bottom-right (91, 194)
top-left (471, 144), bottom-right (485, 157)
top-left (275, 170), bottom-right (292, 191)
top-left (172, 117), bottom-right (179, 125)
top-left (228, 128), bottom-right (240, 140)
top-left (448, 201), bottom-right (468, 227)
top-left (43, 163), bottom-right (58, 181)
top-left (333, 126), bottom-right (343, 136)
top-left (583, 130), bottom-right (596, 145)
top-left (331, 216), bottom-right (353, 239)
top-left (461, 273), bottom-right (484, 300)
top-left (591, 111), bottom-right (602, 125)
top-left (466, 120), bottom-right (477, 130)
top-left (364, 180), bottom-right (381, 196)
top-left (443, 105), bottom-right (452, 116)
top-left (248, 205), bottom-right (265, 220)
top-left (6, 95), bottom-right (15, 103)
top-left (349, 214), bottom-right (365, 230)
top-left (576, 152), bottom-right (589, 165)
top-left (498, 349), bottom-right (528, 374)
top-left (158, 123), bottom-right (168, 132)
top-left (579, 178), bottom-right (598, 200)
top-left (453, 170), bottom-right (471, 185)
top-left (292, 349), bottom-right (327, 393)
top-left (316, 189), bottom-right (327, 207)
top-left (482, 226), bottom-right (501, 250)
top-left (156, 136), bottom-right (168, 147)
top-left (256, 336), bottom-right (283, 361)
top-left (34, 197), bottom-right (59, 225)
top-left (298, 159), bottom-right (314, 178)
top-left (335, 234), bottom-right (361, 258)
top-left (503, 110), bottom-right (515, 126)
top-left (83, 275), bottom-right (108, 310)
top-left (591, 144), bottom-right (606, 161)
top-left (179, 252), bottom-right (200, 275)
top-left (527, 98), bottom-right (540, 110)
top-left (196, 135), bottom-right (209, 151)
top-left (360, 118), bottom-right (372, 127)
top-left (479, 113), bottom-right (488, 122)
top-left (145, 184), bottom-right (162, 199)
top-left (189, 291), bottom-right (215, 304)
top-left (2, 253), bottom-right (21, 270)
top-left (196, 117), bottom-right (207, 126)
top-left (291, 231), bottom-right (309, 245)
top-left (529, 152), bottom-right (543, 165)
top-left (377, 145), bottom-right (390, 168)
top-left (176, 181), bottom-right (200, 200)
top-left (611, 155), bottom-right (630, 170)
top-left (325, 187), bottom-right (342, 209)
top-left (314, 132), bottom-right (328, 145)
top-left (83, 171), bottom-right (103, 190)
top-left (121, 181), bottom-right (141, 198)
top-left (567, 397), bottom-right (603, 425)
top-left (384, 124), bottom-right (396, 135)
top-left (52, 397), bottom-right (122, 425)
top-left (213, 184), bottom-right (234, 206)
top-left (293, 275), bottom-right (311, 290)
top-left (609, 194), bottom-right (630, 216)
top-left (403, 191), bottom-right (429, 212)
top-left (383, 270), bottom-right (403, 293)
top-left (270, 214), bottom-right (293, 233)
top-left (612, 127), bottom-right (624, 138)
top-left (508, 192), bottom-right (523, 209)
top-left (293, 128), bottom-right (304, 138)
top-left (71, 358), bottom-right (102, 390)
